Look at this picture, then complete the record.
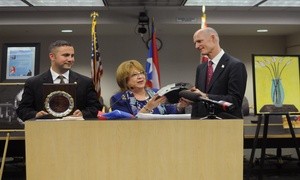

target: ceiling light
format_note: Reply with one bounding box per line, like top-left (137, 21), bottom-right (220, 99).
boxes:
top-left (184, 0), bottom-right (262, 6)
top-left (257, 29), bottom-right (268, 33)
top-left (61, 30), bottom-right (73, 33)
top-left (0, 0), bottom-right (28, 6)
top-left (259, 0), bottom-right (300, 7)
top-left (26, 0), bottom-right (104, 6)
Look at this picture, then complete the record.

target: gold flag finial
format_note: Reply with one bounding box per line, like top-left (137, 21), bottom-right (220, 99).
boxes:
top-left (201, 5), bottom-right (207, 29)
top-left (90, 11), bottom-right (99, 18)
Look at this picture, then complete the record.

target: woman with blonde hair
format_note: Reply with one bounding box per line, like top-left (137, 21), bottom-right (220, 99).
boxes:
top-left (110, 60), bottom-right (188, 115)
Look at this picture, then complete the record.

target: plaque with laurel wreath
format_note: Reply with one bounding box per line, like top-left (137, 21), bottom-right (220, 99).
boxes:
top-left (42, 83), bottom-right (77, 118)
top-left (44, 90), bottom-right (74, 117)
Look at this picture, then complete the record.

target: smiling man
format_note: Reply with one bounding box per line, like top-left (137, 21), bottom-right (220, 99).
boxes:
top-left (16, 40), bottom-right (102, 120)
top-left (191, 27), bottom-right (247, 119)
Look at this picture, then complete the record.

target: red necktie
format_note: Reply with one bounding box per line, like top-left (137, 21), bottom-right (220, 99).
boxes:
top-left (206, 61), bottom-right (213, 91)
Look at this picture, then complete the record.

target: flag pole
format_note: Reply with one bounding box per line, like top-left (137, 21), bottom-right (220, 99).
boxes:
top-left (200, 5), bottom-right (209, 63)
top-left (201, 5), bottom-right (207, 29)
top-left (91, 11), bottom-right (98, 81)
top-left (90, 11), bottom-right (99, 19)
top-left (90, 11), bottom-right (103, 100)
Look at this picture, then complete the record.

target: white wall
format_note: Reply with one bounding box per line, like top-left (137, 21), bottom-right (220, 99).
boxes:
top-left (0, 32), bottom-right (291, 110)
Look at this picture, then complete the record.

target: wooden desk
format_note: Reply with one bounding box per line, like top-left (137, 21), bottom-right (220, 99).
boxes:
top-left (25, 119), bottom-right (243, 180)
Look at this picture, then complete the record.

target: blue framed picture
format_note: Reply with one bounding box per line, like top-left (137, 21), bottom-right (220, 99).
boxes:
top-left (1, 43), bottom-right (40, 82)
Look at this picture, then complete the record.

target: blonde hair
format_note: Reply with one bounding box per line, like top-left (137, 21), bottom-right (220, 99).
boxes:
top-left (116, 60), bottom-right (145, 91)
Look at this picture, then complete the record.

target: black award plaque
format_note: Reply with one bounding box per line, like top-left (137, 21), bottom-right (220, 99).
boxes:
top-left (43, 83), bottom-right (77, 117)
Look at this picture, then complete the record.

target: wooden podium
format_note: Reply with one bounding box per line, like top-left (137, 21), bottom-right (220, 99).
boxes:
top-left (25, 119), bottom-right (243, 180)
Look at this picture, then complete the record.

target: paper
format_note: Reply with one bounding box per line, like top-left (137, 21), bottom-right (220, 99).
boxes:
top-left (61, 116), bottom-right (85, 121)
top-left (36, 116), bottom-right (84, 121)
top-left (136, 113), bottom-right (191, 120)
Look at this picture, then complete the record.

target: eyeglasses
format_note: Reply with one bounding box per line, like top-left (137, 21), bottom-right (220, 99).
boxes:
top-left (130, 71), bottom-right (145, 78)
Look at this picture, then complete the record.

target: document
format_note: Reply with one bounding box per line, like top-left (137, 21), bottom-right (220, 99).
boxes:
top-left (36, 115), bottom-right (84, 121)
top-left (136, 113), bottom-right (191, 120)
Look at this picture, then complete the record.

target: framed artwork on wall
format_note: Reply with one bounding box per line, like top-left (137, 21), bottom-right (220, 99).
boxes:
top-left (252, 54), bottom-right (300, 114)
top-left (1, 43), bottom-right (40, 82)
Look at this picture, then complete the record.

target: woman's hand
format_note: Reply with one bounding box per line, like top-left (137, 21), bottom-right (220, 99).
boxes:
top-left (178, 98), bottom-right (191, 108)
top-left (147, 94), bottom-right (167, 109)
top-left (140, 94), bottom-right (167, 113)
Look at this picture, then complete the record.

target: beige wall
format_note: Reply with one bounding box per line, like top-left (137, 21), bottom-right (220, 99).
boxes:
top-left (0, 32), bottom-right (295, 111)
top-left (287, 33), bottom-right (300, 54)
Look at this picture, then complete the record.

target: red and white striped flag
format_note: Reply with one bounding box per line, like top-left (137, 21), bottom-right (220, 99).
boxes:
top-left (146, 19), bottom-right (161, 89)
top-left (91, 12), bottom-right (103, 99)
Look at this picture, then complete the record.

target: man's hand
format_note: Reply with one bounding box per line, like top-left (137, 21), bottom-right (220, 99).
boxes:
top-left (72, 109), bottom-right (83, 117)
top-left (190, 87), bottom-right (208, 99)
top-left (35, 111), bottom-right (49, 118)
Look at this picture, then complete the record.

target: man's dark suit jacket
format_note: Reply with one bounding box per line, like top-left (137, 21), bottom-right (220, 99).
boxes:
top-left (16, 70), bottom-right (102, 121)
top-left (191, 53), bottom-right (247, 119)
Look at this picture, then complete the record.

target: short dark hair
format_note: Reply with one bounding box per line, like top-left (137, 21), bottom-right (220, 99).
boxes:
top-left (49, 40), bottom-right (72, 53)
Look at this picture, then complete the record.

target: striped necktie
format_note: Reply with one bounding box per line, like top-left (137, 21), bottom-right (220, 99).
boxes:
top-left (206, 60), bottom-right (213, 91)
top-left (58, 75), bottom-right (65, 84)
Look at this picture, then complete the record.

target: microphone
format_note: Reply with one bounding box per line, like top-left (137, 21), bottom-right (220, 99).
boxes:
top-left (179, 90), bottom-right (235, 112)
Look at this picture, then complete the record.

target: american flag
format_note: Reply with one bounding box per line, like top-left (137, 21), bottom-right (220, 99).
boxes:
top-left (91, 12), bottom-right (103, 99)
top-left (146, 19), bottom-right (161, 89)
top-left (201, 5), bottom-right (209, 63)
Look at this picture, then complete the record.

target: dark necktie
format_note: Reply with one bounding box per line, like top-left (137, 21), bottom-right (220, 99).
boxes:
top-left (206, 61), bottom-right (213, 91)
top-left (58, 75), bottom-right (65, 84)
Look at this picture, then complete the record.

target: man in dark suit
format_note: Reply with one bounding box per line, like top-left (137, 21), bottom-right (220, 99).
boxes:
top-left (17, 40), bottom-right (103, 121)
top-left (191, 27), bottom-right (247, 119)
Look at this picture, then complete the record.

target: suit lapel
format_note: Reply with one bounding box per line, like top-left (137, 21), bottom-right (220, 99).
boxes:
top-left (199, 63), bottom-right (208, 91)
top-left (42, 70), bottom-right (54, 83)
top-left (68, 70), bottom-right (79, 83)
top-left (207, 54), bottom-right (229, 92)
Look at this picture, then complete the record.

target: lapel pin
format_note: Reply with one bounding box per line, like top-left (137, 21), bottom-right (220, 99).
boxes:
top-left (221, 65), bottom-right (225, 68)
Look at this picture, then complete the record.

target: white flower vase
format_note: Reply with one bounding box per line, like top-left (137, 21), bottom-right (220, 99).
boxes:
top-left (271, 78), bottom-right (284, 107)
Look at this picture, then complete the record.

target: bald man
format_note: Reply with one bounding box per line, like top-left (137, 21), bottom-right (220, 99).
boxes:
top-left (191, 27), bottom-right (247, 119)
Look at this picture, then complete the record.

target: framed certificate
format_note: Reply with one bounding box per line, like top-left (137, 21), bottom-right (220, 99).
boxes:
top-left (1, 43), bottom-right (40, 82)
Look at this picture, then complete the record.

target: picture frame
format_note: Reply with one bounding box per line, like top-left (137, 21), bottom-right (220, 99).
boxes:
top-left (252, 54), bottom-right (300, 114)
top-left (1, 43), bottom-right (40, 82)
